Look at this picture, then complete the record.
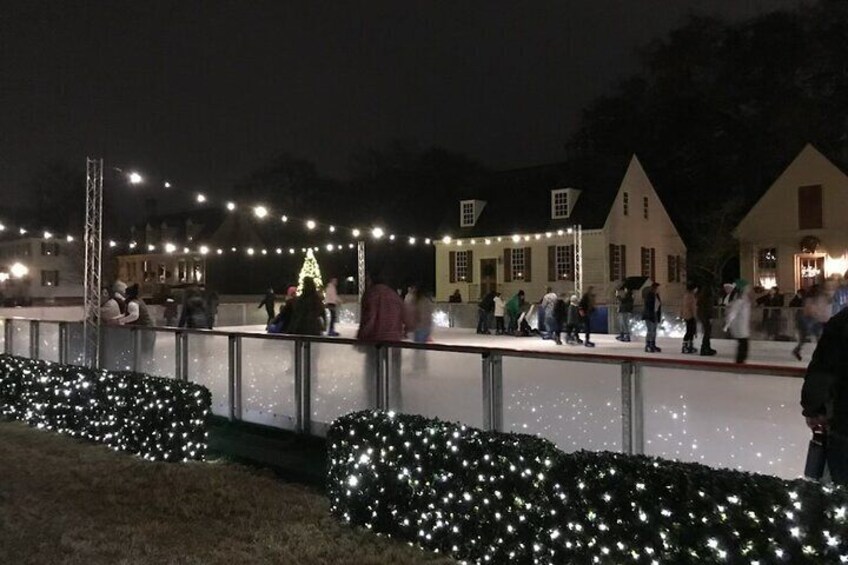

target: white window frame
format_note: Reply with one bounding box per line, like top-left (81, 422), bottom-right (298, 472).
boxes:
top-left (460, 200), bottom-right (476, 227)
top-left (455, 250), bottom-right (469, 281)
top-left (555, 245), bottom-right (573, 280)
top-left (551, 189), bottom-right (569, 219)
top-left (511, 248), bottom-right (526, 281)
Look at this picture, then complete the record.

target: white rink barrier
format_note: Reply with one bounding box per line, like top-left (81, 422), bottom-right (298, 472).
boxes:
top-left (0, 317), bottom-right (808, 480)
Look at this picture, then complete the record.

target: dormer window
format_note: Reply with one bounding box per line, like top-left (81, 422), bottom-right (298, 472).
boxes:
top-left (551, 189), bottom-right (569, 219)
top-left (460, 200), bottom-right (475, 227)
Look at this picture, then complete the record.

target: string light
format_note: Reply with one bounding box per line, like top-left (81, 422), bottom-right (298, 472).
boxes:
top-left (253, 205), bottom-right (268, 219)
top-left (66, 235), bottom-right (74, 243)
top-left (372, 227), bottom-right (385, 239)
top-left (164, 181), bottom-right (171, 188)
top-left (128, 172), bottom-right (143, 184)
top-left (196, 193), bottom-right (206, 203)
top-left (0, 355), bottom-right (209, 463)
top-left (164, 243), bottom-right (177, 254)
top-left (226, 201), bottom-right (236, 211)
top-left (44, 231), bottom-right (53, 239)
top-left (281, 215), bottom-right (288, 223)
top-left (328, 411), bottom-right (848, 565)
top-left (199, 246), bottom-right (209, 255)
top-left (306, 220), bottom-right (317, 230)
top-left (329, 226), bottom-right (336, 233)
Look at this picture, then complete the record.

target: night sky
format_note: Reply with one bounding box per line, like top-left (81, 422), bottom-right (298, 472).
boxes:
top-left (1, 0), bottom-right (798, 204)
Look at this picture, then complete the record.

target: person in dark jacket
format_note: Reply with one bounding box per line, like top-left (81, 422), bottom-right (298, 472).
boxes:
top-left (178, 286), bottom-right (208, 329)
top-left (642, 282), bottom-right (662, 353)
top-left (696, 284), bottom-right (717, 356)
top-left (616, 287), bottom-right (634, 342)
top-left (565, 295), bottom-right (581, 344)
top-left (477, 290), bottom-right (496, 334)
top-left (552, 295), bottom-right (568, 345)
top-left (258, 287), bottom-right (276, 323)
top-left (801, 308), bottom-right (848, 485)
top-left (578, 287), bottom-right (596, 347)
top-left (287, 277), bottom-right (324, 336)
top-left (204, 289), bottom-right (219, 329)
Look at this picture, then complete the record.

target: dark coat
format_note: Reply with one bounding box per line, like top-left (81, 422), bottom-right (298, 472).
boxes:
top-left (801, 309), bottom-right (848, 435)
top-left (287, 294), bottom-right (324, 336)
top-left (696, 287), bottom-right (715, 320)
top-left (479, 291), bottom-right (496, 312)
top-left (578, 292), bottom-right (595, 319)
top-left (553, 299), bottom-right (567, 326)
top-left (618, 291), bottom-right (634, 314)
top-left (642, 289), bottom-right (662, 323)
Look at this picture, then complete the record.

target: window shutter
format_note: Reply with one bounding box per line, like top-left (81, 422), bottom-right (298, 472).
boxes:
top-left (609, 244), bottom-right (616, 281)
top-left (524, 247), bottom-right (532, 282)
top-left (466, 250), bottom-right (474, 283)
top-left (547, 246), bottom-right (556, 281)
top-left (621, 245), bottom-right (626, 278)
top-left (650, 248), bottom-right (656, 282)
top-left (504, 249), bottom-right (512, 282)
top-left (449, 251), bottom-right (456, 283)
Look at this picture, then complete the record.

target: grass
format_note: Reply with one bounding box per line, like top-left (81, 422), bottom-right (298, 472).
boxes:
top-left (0, 421), bottom-right (454, 565)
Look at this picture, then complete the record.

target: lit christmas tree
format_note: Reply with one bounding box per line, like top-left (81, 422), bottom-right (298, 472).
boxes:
top-left (297, 248), bottom-right (323, 294)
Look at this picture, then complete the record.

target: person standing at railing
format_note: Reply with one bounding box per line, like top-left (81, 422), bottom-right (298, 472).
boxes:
top-left (412, 289), bottom-right (435, 343)
top-left (116, 283), bottom-right (155, 357)
top-left (477, 290), bottom-right (496, 335)
top-left (565, 294), bottom-right (581, 344)
top-left (540, 287), bottom-right (558, 340)
top-left (724, 279), bottom-right (752, 364)
top-left (493, 292), bottom-right (506, 335)
top-left (832, 274), bottom-right (848, 316)
top-left (681, 282), bottom-right (698, 354)
top-left (615, 287), bottom-right (634, 342)
top-left (178, 286), bottom-right (208, 329)
top-left (696, 283), bottom-right (717, 356)
top-left (100, 281), bottom-right (127, 325)
top-left (258, 287), bottom-right (276, 324)
top-left (204, 288), bottom-right (219, 329)
top-left (642, 283), bottom-right (662, 353)
top-left (358, 271), bottom-right (408, 342)
top-left (800, 307), bottom-right (848, 485)
top-left (793, 284), bottom-right (829, 361)
top-left (324, 277), bottom-right (342, 337)
top-left (288, 277), bottom-right (325, 336)
top-left (505, 290), bottom-right (525, 335)
top-left (578, 287), bottom-right (596, 347)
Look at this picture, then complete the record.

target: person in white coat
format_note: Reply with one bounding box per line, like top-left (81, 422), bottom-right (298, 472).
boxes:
top-left (493, 292), bottom-right (506, 335)
top-left (724, 279), bottom-right (752, 363)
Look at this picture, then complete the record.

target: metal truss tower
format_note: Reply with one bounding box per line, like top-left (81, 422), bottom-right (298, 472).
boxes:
top-left (357, 241), bottom-right (366, 305)
top-left (573, 224), bottom-right (583, 297)
top-left (84, 157), bottom-right (104, 368)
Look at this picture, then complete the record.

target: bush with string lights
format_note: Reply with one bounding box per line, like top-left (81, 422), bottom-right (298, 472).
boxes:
top-left (328, 410), bottom-right (848, 564)
top-left (0, 355), bottom-right (210, 462)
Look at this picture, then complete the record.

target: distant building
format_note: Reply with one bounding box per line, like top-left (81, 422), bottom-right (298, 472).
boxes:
top-left (735, 144), bottom-right (848, 292)
top-left (434, 155), bottom-right (687, 304)
top-left (0, 237), bottom-right (83, 303)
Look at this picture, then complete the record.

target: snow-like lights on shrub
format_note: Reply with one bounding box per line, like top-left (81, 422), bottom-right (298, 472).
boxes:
top-left (0, 355), bottom-right (210, 462)
top-left (327, 411), bottom-right (848, 565)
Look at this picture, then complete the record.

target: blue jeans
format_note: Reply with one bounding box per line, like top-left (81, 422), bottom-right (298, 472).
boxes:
top-left (544, 311), bottom-right (557, 339)
top-left (618, 312), bottom-right (631, 337)
top-left (476, 308), bottom-right (490, 333)
top-left (646, 320), bottom-right (658, 342)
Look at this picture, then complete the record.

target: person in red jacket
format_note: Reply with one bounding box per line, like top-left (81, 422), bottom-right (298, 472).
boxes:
top-left (357, 271), bottom-right (408, 342)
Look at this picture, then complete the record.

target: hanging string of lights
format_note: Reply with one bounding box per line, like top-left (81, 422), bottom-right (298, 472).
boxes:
top-left (0, 167), bottom-right (579, 256)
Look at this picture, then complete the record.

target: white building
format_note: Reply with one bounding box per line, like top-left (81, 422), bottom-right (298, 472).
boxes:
top-left (735, 143), bottom-right (848, 291)
top-left (0, 237), bottom-right (83, 303)
top-left (434, 155), bottom-right (687, 305)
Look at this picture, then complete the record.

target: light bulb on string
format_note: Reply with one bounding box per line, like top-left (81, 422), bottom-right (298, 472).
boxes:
top-left (281, 215), bottom-right (288, 223)
top-left (128, 172), bottom-right (143, 184)
top-left (66, 235), bottom-right (74, 243)
top-left (164, 243), bottom-right (177, 254)
top-left (164, 181), bottom-right (171, 188)
top-left (246, 247), bottom-right (255, 256)
top-left (372, 227), bottom-right (385, 239)
top-left (352, 228), bottom-right (361, 238)
top-left (329, 226), bottom-right (336, 233)
top-left (227, 202), bottom-right (236, 211)
top-left (389, 234), bottom-right (396, 241)
top-left (425, 238), bottom-right (431, 245)
top-left (254, 205), bottom-right (268, 219)
top-left (306, 220), bottom-right (316, 230)
top-left (442, 236), bottom-right (451, 244)
top-left (409, 237), bottom-right (416, 245)
top-left (196, 193), bottom-right (206, 203)
top-left (43, 231), bottom-right (52, 239)
top-left (199, 246), bottom-right (209, 255)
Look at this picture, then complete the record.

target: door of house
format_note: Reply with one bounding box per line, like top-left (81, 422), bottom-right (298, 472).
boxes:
top-left (797, 255), bottom-right (825, 290)
top-left (480, 258), bottom-right (497, 298)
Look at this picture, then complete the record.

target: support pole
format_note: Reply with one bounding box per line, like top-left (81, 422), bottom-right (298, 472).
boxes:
top-left (83, 157), bottom-right (104, 369)
top-left (357, 240), bottom-right (366, 308)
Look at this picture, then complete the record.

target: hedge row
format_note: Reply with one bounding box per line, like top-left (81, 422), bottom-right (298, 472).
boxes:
top-left (0, 355), bottom-right (210, 462)
top-left (328, 410), bottom-right (848, 564)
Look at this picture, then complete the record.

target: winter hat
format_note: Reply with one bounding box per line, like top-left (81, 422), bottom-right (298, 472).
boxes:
top-left (722, 283), bottom-right (735, 294)
top-left (286, 286), bottom-right (297, 297)
top-left (569, 295), bottom-right (579, 305)
top-left (734, 278), bottom-right (749, 291)
top-left (113, 280), bottom-right (127, 294)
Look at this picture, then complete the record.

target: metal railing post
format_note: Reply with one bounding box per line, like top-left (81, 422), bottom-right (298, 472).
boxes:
top-left (374, 345), bottom-right (389, 410)
top-left (481, 353), bottom-right (493, 430)
top-left (228, 335), bottom-right (240, 422)
top-left (175, 330), bottom-right (189, 381)
top-left (301, 341), bottom-right (312, 434)
top-left (58, 322), bottom-right (69, 364)
top-left (632, 362), bottom-right (644, 455)
top-left (620, 361), bottom-right (633, 455)
top-left (30, 320), bottom-right (39, 359)
top-left (491, 352), bottom-right (503, 432)
top-left (131, 328), bottom-right (141, 372)
top-left (3, 319), bottom-right (10, 355)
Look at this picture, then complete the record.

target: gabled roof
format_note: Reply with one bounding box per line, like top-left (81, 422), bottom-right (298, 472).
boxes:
top-left (437, 158), bottom-right (629, 237)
